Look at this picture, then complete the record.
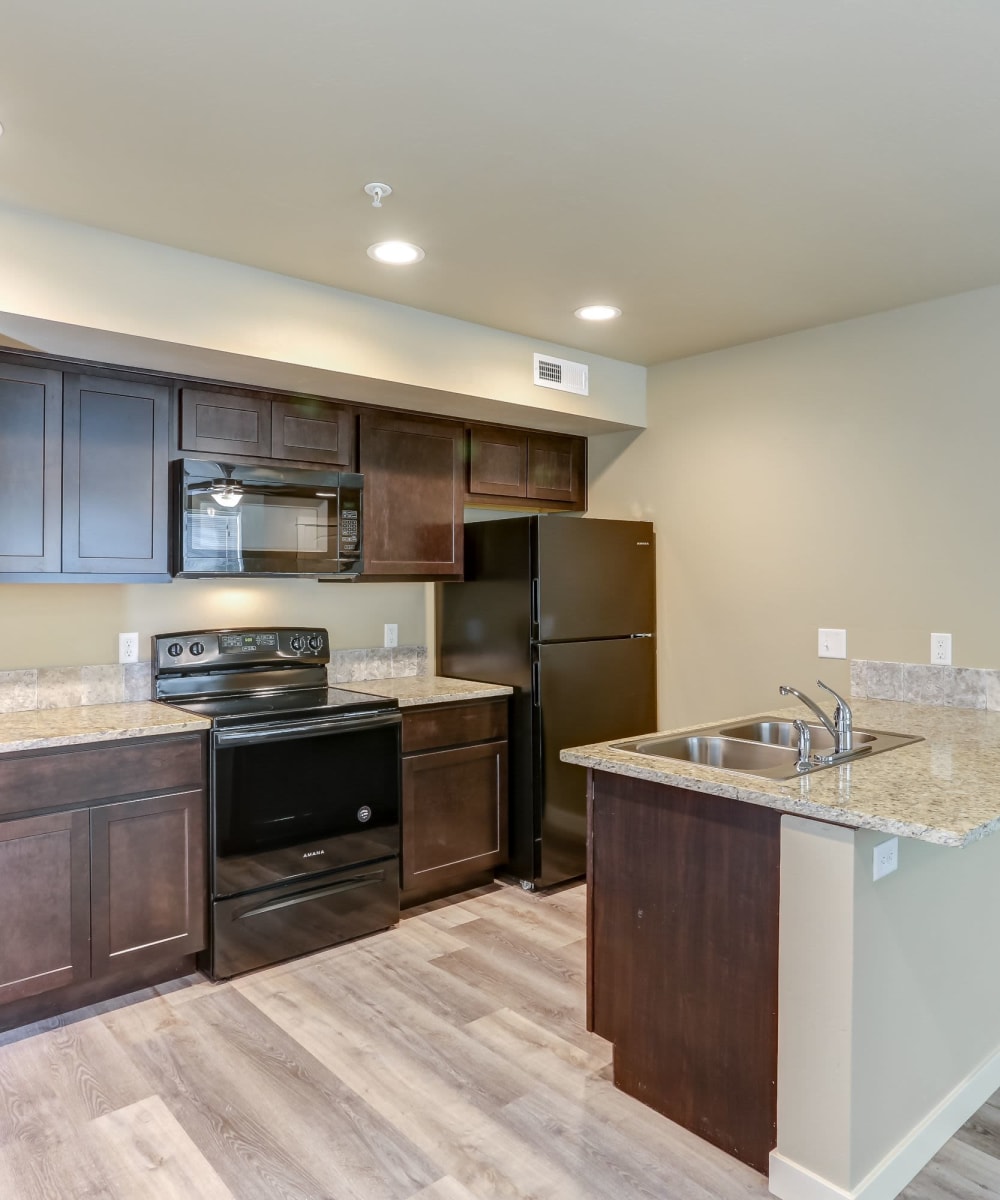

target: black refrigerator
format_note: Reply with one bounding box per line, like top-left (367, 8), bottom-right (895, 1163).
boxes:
top-left (440, 516), bottom-right (657, 889)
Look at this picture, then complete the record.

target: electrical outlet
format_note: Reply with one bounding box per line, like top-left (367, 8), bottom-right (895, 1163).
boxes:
top-left (118, 632), bottom-right (139, 664)
top-left (931, 633), bottom-right (952, 665)
top-left (873, 837), bottom-right (899, 881)
top-left (818, 628), bottom-right (847, 659)
top-left (383, 623), bottom-right (398, 649)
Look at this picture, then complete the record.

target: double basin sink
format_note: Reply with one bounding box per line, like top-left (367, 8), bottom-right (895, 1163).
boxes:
top-left (613, 718), bottom-right (922, 781)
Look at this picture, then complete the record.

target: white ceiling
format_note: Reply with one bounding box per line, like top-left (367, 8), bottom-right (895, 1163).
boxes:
top-left (3, 0), bottom-right (1000, 367)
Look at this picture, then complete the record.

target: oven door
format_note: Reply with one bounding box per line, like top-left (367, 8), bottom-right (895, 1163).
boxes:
top-left (212, 708), bottom-right (401, 899)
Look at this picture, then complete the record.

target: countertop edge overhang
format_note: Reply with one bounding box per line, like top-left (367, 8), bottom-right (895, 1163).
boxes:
top-left (561, 697), bottom-right (1000, 847)
top-left (0, 700), bottom-right (211, 755)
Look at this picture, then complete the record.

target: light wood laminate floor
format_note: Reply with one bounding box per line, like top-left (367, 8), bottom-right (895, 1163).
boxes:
top-left (0, 882), bottom-right (996, 1199)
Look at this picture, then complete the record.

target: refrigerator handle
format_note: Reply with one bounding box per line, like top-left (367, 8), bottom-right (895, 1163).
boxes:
top-left (532, 660), bottom-right (540, 706)
top-left (531, 577), bottom-right (540, 628)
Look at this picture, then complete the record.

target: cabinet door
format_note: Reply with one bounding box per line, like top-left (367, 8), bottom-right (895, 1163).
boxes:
top-left (0, 362), bottom-right (63, 573)
top-left (359, 411), bottom-right (464, 577)
top-left (527, 433), bottom-right (586, 506)
top-left (0, 811), bottom-right (91, 1004)
top-left (179, 386), bottom-right (271, 457)
top-left (467, 425), bottom-right (528, 499)
top-left (90, 789), bottom-right (206, 977)
top-left (62, 374), bottom-right (169, 574)
top-left (271, 398), bottom-right (354, 466)
top-left (402, 741), bottom-right (507, 892)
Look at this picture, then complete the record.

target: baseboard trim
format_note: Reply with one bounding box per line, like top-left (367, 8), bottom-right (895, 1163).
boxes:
top-left (769, 1039), bottom-right (1000, 1200)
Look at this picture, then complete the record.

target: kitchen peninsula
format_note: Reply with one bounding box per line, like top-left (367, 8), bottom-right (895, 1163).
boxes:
top-left (563, 697), bottom-right (1000, 1200)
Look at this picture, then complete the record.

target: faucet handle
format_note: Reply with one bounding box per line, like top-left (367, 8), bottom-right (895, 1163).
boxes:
top-left (816, 679), bottom-right (851, 720)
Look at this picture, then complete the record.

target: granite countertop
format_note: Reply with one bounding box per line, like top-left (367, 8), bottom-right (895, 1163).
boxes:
top-left (0, 702), bottom-right (210, 755)
top-left (338, 676), bottom-right (512, 707)
top-left (560, 698), bottom-right (1000, 847)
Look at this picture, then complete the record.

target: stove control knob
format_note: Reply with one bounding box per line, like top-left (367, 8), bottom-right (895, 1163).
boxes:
top-left (167, 642), bottom-right (184, 657)
top-left (290, 635), bottom-right (306, 653)
top-left (308, 634), bottom-right (322, 651)
top-left (190, 641), bottom-right (205, 657)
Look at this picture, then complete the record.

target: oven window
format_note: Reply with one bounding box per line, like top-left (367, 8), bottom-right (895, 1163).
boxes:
top-left (215, 723), bottom-right (400, 859)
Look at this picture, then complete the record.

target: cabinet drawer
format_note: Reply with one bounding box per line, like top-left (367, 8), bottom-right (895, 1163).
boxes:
top-left (0, 735), bottom-right (205, 819)
top-left (402, 699), bottom-right (507, 753)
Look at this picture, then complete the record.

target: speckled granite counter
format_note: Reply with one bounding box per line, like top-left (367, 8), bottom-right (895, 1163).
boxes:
top-left (338, 676), bottom-right (512, 707)
top-left (561, 698), bottom-right (1000, 847)
top-left (0, 701), bottom-right (210, 755)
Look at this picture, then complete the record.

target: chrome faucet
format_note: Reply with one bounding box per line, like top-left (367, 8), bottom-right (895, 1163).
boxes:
top-left (779, 679), bottom-right (860, 766)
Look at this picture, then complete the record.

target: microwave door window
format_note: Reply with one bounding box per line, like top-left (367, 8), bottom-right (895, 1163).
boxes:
top-left (186, 508), bottom-right (244, 572)
top-left (239, 495), bottom-right (331, 557)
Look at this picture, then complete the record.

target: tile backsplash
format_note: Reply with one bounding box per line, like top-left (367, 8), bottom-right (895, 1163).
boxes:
top-left (0, 646), bottom-right (428, 714)
top-left (851, 659), bottom-right (1000, 711)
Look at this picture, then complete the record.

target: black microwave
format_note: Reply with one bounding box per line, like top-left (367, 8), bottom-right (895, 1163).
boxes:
top-left (177, 459), bottom-right (363, 578)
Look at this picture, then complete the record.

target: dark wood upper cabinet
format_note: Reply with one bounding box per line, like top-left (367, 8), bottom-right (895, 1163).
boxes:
top-left (271, 398), bottom-right (354, 466)
top-left (359, 410), bottom-right (464, 578)
top-left (62, 374), bottom-right (169, 575)
top-left (467, 424), bottom-right (587, 510)
top-left (0, 362), bottom-right (63, 573)
top-left (179, 387), bottom-right (271, 458)
top-left (180, 386), bottom-right (354, 467)
top-left (468, 425), bottom-right (528, 499)
top-left (527, 431), bottom-right (586, 506)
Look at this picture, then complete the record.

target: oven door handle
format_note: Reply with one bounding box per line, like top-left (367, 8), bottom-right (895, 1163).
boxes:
top-left (235, 870), bottom-right (389, 919)
top-left (214, 709), bottom-right (401, 747)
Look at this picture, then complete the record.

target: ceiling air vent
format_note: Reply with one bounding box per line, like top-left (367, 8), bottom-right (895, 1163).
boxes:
top-left (533, 353), bottom-right (589, 396)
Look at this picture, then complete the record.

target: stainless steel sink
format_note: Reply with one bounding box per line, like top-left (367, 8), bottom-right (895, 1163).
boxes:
top-left (612, 717), bottom-right (922, 781)
top-left (718, 720), bottom-right (876, 753)
top-left (615, 734), bottom-right (798, 776)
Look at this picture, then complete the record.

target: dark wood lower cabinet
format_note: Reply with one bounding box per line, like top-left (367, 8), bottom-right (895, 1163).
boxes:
top-left (0, 734), bottom-right (207, 1029)
top-left (91, 790), bottom-right (206, 977)
top-left (588, 769), bottom-right (781, 1175)
top-left (401, 699), bottom-right (508, 904)
top-left (0, 810), bottom-right (91, 1005)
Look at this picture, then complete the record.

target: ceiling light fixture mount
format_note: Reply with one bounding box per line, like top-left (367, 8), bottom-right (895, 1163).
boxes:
top-left (364, 181), bottom-right (393, 208)
top-left (575, 304), bottom-right (622, 321)
top-left (367, 240), bottom-right (425, 265)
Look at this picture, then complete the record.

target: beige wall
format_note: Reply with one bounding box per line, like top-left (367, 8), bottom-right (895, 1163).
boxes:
top-left (0, 579), bottom-right (426, 669)
top-left (587, 285), bottom-right (1000, 727)
top-left (776, 815), bottom-right (1000, 1195)
top-left (0, 201), bottom-right (646, 432)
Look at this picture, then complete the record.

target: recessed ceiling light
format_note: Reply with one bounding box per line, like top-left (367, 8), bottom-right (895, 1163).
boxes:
top-left (367, 240), bottom-right (425, 265)
top-left (575, 305), bottom-right (621, 321)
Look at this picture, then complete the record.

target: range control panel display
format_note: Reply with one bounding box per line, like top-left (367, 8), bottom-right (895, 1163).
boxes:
top-left (220, 632), bottom-right (278, 652)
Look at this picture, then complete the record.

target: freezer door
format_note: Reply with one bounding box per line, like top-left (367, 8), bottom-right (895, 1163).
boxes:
top-left (534, 635), bottom-right (657, 887)
top-left (536, 517), bottom-right (655, 641)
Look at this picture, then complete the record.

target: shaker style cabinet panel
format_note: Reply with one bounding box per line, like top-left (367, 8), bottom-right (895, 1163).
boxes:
top-left (271, 398), bottom-right (354, 466)
top-left (402, 741), bottom-right (508, 892)
top-left (0, 362), bottom-right (63, 574)
top-left (179, 387), bottom-right (272, 458)
top-left (466, 424), bottom-right (587, 510)
top-left (91, 789), bottom-right (207, 977)
top-left (0, 810), bottom-right (91, 1005)
top-left (400, 698), bottom-right (509, 903)
top-left (526, 432), bottom-right (586, 506)
top-left (468, 425), bottom-right (528, 499)
top-left (359, 411), bottom-right (464, 577)
top-left (62, 374), bottom-right (170, 574)
top-left (180, 387), bottom-right (355, 467)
